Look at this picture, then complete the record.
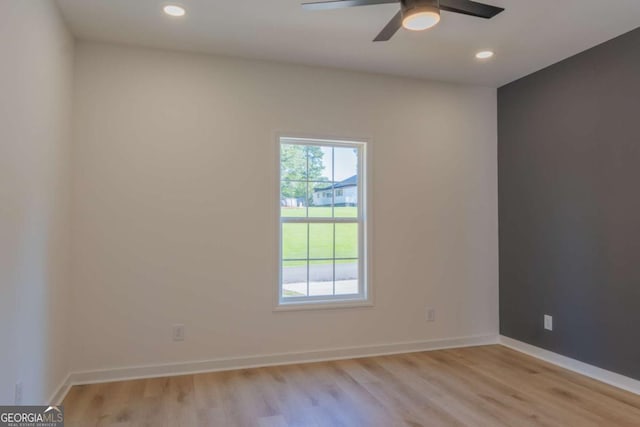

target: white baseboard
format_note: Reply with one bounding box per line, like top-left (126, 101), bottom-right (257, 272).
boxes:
top-left (54, 334), bottom-right (497, 399)
top-left (499, 335), bottom-right (640, 396)
top-left (51, 334), bottom-right (640, 405)
top-left (48, 373), bottom-right (71, 406)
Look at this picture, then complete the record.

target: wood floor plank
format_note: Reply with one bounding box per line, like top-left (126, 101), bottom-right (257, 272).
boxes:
top-left (63, 345), bottom-right (640, 426)
top-left (447, 346), bottom-right (612, 426)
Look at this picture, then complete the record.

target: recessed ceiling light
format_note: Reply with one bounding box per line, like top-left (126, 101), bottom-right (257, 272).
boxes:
top-left (163, 5), bottom-right (186, 17)
top-left (475, 50), bottom-right (495, 60)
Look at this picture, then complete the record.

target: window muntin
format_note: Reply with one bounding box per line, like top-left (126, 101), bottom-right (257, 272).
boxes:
top-left (279, 137), bottom-right (367, 305)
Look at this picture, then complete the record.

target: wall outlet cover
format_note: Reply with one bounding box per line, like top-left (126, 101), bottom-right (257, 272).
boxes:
top-left (14, 381), bottom-right (23, 405)
top-left (544, 315), bottom-right (553, 331)
top-left (173, 324), bottom-right (185, 341)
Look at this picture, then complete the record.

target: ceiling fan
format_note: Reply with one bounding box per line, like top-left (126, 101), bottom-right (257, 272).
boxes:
top-left (302, 0), bottom-right (504, 42)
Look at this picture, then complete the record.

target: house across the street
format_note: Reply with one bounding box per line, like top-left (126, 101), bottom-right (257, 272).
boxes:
top-left (313, 175), bottom-right (357, 206)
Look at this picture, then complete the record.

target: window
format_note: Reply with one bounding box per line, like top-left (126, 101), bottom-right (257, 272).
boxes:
top-left (278, 137), bottom-right (368, 308)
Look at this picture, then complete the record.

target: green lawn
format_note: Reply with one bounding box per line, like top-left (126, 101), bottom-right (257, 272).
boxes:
top-left (282, 207), bottom-right (358, 266)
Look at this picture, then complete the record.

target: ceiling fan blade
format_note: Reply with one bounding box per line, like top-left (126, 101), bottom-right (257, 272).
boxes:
top-left (373, 11), bottom-right (402, 42)
top-left (439, 0), bottom-right (504, 18)
top-left (302, 0), bottom-right (397, 11)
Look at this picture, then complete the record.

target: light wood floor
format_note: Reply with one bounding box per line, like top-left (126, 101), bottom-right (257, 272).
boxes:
top-left (63, 345), bottom-right (640, 426)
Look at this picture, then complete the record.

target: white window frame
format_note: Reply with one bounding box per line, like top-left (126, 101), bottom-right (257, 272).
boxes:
top-left (276, 136), bottom-right (371, 310)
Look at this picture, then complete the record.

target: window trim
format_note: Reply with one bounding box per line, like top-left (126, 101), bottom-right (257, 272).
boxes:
top-left (275, 134), bottom-right (372, 311)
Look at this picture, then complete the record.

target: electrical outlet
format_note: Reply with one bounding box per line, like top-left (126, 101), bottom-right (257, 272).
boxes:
top-left (426, 308), bottom-right (436, 322)
top-left (14, 381), bottom-right (22, 405)
top-left (173, 324), bottom-right (185, 341)
top-left (544, 315), bottom-right (553, 331)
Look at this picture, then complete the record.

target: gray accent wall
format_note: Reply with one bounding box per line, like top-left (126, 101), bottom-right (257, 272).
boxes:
top-left (498, 28), bottom-right (640, 380)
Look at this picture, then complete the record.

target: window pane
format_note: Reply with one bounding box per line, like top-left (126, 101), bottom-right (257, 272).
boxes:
top-left (334, 146), bottom-right (358, 182)
top-left (281, 181), bottom-right (307, 218)
top-left (309, 224), bottom-right (333, 259)
top-left (334, 175), bottom-right (358, 218)
top-left (282, 260), bottom-right (308, 298)
top-left (309, 261), bottom-right (334, 297)
top-left (308, 145), bottom-right (333, 182)
top-left (281, 144), bottom-right (308, 181)
top-left (308, 182), bottom-right (333, 218)
top-left (335, 223), bottom-right (358, 259)
top-left (279, 139), bottom-right (365, 304)
top-left (282, 223), bottom-right (307, 260)
top-left (335, 259), bottom-right (358, 295)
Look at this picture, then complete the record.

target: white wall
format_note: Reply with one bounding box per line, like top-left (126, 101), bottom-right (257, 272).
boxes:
top-left (71, 41), bottom-right (498, 373)
top-left (0, 1), bottom-right (74, 404)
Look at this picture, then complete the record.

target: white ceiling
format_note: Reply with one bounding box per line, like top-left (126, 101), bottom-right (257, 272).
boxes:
top-left (56, 0), bottom-right (640, 87)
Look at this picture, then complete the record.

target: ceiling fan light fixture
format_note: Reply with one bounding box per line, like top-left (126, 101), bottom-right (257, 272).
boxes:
top-left (402, 6), bottom-right (440, 31)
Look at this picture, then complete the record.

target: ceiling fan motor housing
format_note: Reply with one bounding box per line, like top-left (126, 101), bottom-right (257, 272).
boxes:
top-left (401, 0), bottom-right (440, 16)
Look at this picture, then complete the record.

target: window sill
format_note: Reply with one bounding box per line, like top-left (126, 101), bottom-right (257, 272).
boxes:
top-left (273, 299), bottom-right (374, 312)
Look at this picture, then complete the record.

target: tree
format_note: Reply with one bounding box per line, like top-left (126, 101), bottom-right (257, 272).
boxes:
top-left (280, 145), bottom-right (327, 201)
